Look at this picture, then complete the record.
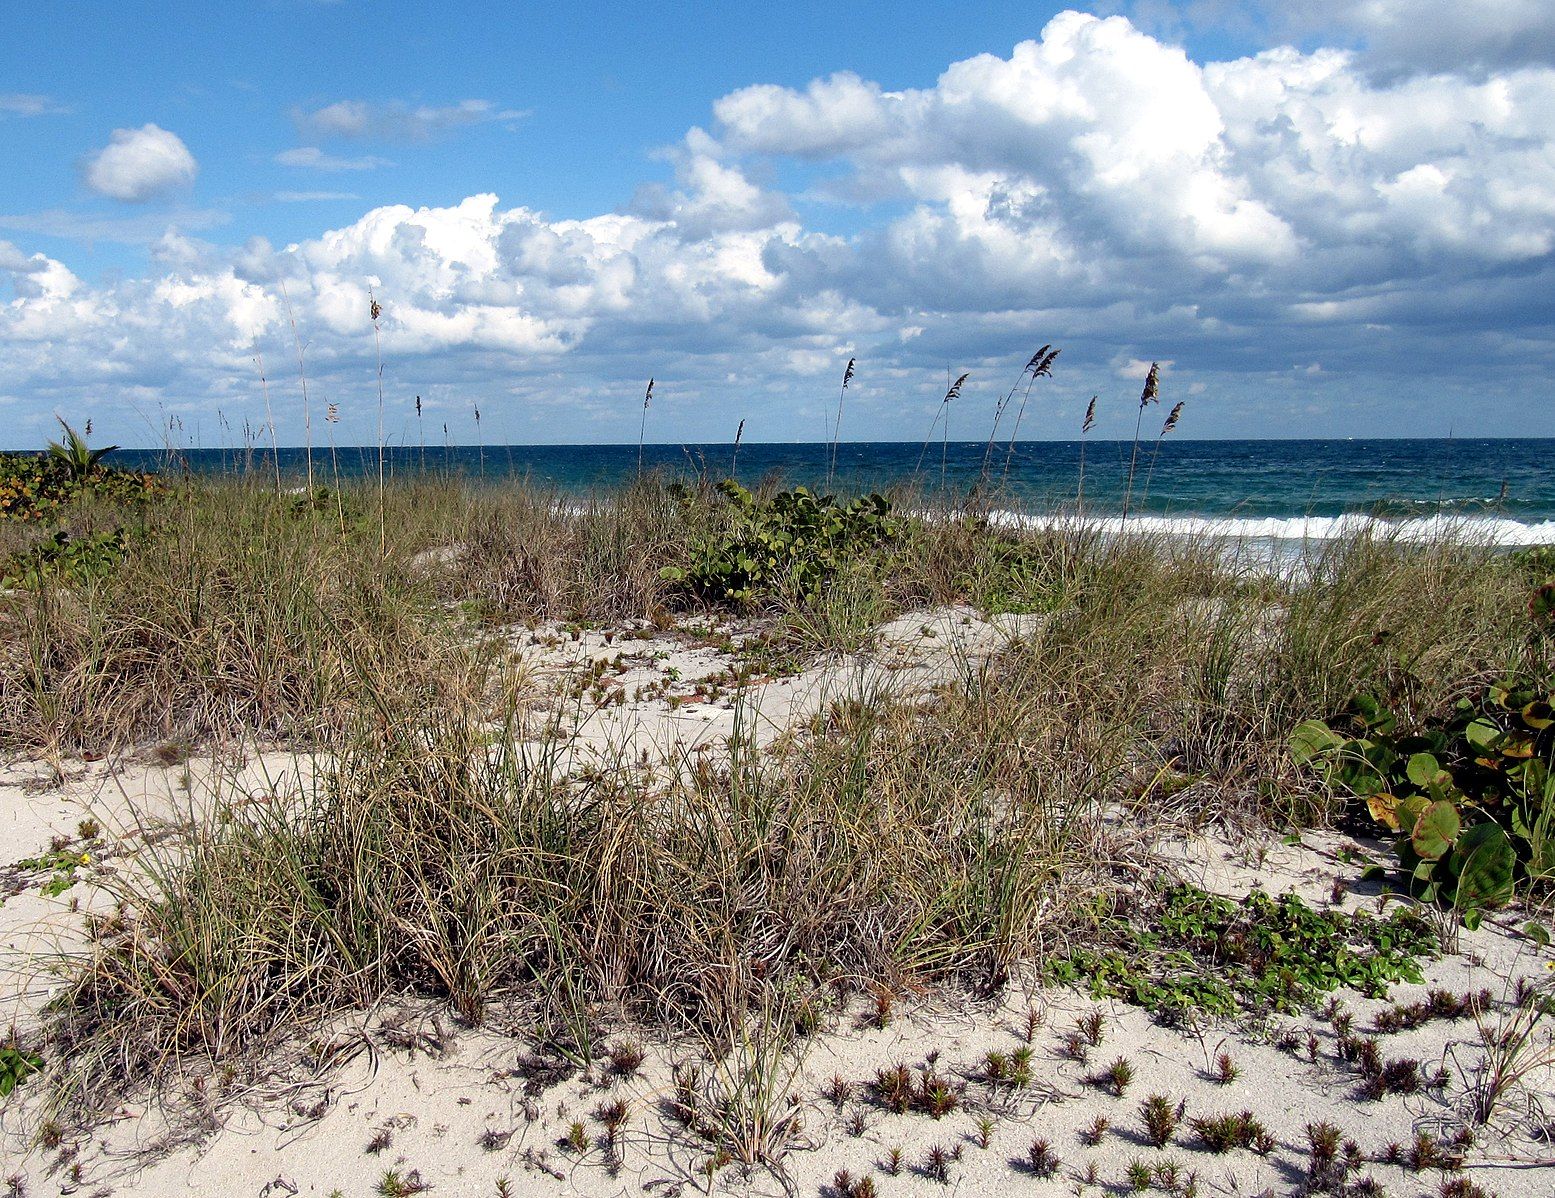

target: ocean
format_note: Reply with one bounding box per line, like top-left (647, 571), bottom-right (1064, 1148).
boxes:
top-left (117, 439), bottom-right (1555, 546)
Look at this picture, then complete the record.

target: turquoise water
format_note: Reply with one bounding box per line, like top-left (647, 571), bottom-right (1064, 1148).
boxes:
top-left (119, 439), bottom-right (1555, 543)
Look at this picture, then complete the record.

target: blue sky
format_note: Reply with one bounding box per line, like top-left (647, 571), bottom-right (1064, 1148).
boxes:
top-left (2, 1), bottom-right (1553, 447)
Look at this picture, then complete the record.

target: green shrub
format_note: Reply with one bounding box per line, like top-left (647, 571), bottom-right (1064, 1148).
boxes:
top-left (3, 528), bottom-right (128, 589)
top-left (660, 480), bottom-right (900, 606)
top-left (46, 418), bottom-right (118, 481)
top-left (1508, 544), bottom-right (1555, 581)
top-left (0, 452), bottom-right (163, 522)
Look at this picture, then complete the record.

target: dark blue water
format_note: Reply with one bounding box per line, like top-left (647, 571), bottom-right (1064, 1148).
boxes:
top-left (114, 440), bottom-right (1555, 541)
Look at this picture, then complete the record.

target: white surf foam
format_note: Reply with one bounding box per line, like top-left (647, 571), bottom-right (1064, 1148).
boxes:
top-left (986, 511), bottom-right (1555, 546)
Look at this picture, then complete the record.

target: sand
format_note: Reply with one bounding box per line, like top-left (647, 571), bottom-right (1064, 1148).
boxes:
top-left (1, 608), bottom-right (1552, 1197)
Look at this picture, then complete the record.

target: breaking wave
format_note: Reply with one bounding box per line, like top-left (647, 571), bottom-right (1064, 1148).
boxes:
top-left (989, 511), bottom-right (1555, 546)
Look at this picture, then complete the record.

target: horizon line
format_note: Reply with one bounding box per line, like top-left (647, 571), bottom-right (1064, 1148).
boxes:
top-left (7, 435), bottom-right (1555, 454)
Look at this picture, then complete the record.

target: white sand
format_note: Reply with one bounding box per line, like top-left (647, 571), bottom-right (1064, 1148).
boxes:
top-left (1, 609), bottom-right (1552, 1196)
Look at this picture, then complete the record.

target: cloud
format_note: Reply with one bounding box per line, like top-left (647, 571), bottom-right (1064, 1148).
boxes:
top-left (0, 239), bottom-right (45, 272)
top-left (2, 12), bottom-right (1553, 444)
top-left (0, 207), bottom-right (229, 245)
top-left (294, 98), bottom-right (526, 142)
top-left (1116, 358), bottom-right (1173, 380)
top-left (149, 228), bottom-right (218, 268)
top-left (714, 11), bottom-right (1300, 276)
top-left (627, 129), bottom-right (793, 238)
top-left (1115, 0), bottom-right (1555, 73)
top-left (83, 124), bottom-right (198, 202)
top-left (0, 93), bottom-right (69, 117)
top-left (275, 146), bottom-right (392, 171)
top-left (272, 190), bottom-right (362, 203)
top-left (1290, 0), bottom-right (1555, 72)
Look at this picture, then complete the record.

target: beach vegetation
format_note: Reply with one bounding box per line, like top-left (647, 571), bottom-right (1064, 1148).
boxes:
top-left (1305, 1120), bottom-right (1345, 1189)
top-left (983, 1046), bottom-right (1031, 1088)
top-left (1294, 670), bottom-right (1554, 924)
top-left (1373, 988), bottom-right (1488, 1032)
top-left (594, 1097), bottom-right (629, 1142)
top-left (1140, 1094), bottom-right (1184, 1147)
top-left (607, 1037), bottom-right (645, 1079)
top-left (0, 1046), bottom-right (41, 1098)
top-left (1187, 1110), bottom-right (1272, 1154)
top-left (1023, 1137), bottom-right (1060, 1177)
top-left (2, 528), bottom-right (127, 590)
top-left (0, 461), bottom-right (1547, 1182)
top-left (920, 1142), bottom-right (954, 1184)
top-left (46, 419), bottom-right (117, 483)
top-left (1454, 977), bottom-right (1555, 1127)
top-left (869, 985), bottom-right (893, 1030)
top-left (0, 436), bottom-right (160, 524)
top-left (658, 479), bottom-right (899, 606)
top-left (1406, 1129), bottom-right (1462, 1173)
top-left (1098, 1055), bottom-right (1134, 1096)
top-left (374, 1170), bottom-right (429, 1198)
top-left (1046, 885), bottom-right (1437, 1017)
top-left (830, 1169), bottom-right (876, 1198)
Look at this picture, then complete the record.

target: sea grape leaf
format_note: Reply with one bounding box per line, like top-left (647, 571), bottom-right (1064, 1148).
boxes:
top-left (1411, 800), bottom-right (1460, 861)
top-left (1451, 823), bottom-right (1516, 911)
top-left (1406, 752), bottom-right (1443, 789)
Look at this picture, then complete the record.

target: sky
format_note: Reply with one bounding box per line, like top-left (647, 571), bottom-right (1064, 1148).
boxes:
top-left (1, 1), bottom-right (1553, 448)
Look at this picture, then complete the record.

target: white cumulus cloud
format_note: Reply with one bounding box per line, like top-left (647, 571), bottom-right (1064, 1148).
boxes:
top-left (83, 124), bottom-right (198, 202)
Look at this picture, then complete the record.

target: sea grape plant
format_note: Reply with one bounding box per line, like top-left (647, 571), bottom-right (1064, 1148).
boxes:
top-left (1508, 545), bottom-right (1555, 629)
top-left (0, 452), bottom-right (162, 522)
top-left (1292, 678), bottom-right (1554, 925)
top-left (2, 528), bottom-right (128, 589)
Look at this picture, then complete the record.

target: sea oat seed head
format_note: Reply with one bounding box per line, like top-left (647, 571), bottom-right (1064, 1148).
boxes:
top-left (1139, 362), bottom-right (1160, 408)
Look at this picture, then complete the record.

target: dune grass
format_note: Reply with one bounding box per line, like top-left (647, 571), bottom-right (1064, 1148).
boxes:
top-left (1, 472), bottom-right (1547, 1126)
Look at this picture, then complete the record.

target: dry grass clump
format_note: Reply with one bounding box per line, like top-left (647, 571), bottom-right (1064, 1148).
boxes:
top-left (0, 478), bottom-right (470, 752)
top-left (0, 473), bottom-right (707, 752)
top-left (44, 629), bottom-right (1131, 1115)
top-left (994, 524), bottom-right (1536, 824)
top-left (430, 473), bottom-right (689, 623)
top-left (7, 471), bottom-right (1528, 763)
top-left (1276, 531), bottom-right (1536, 722)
